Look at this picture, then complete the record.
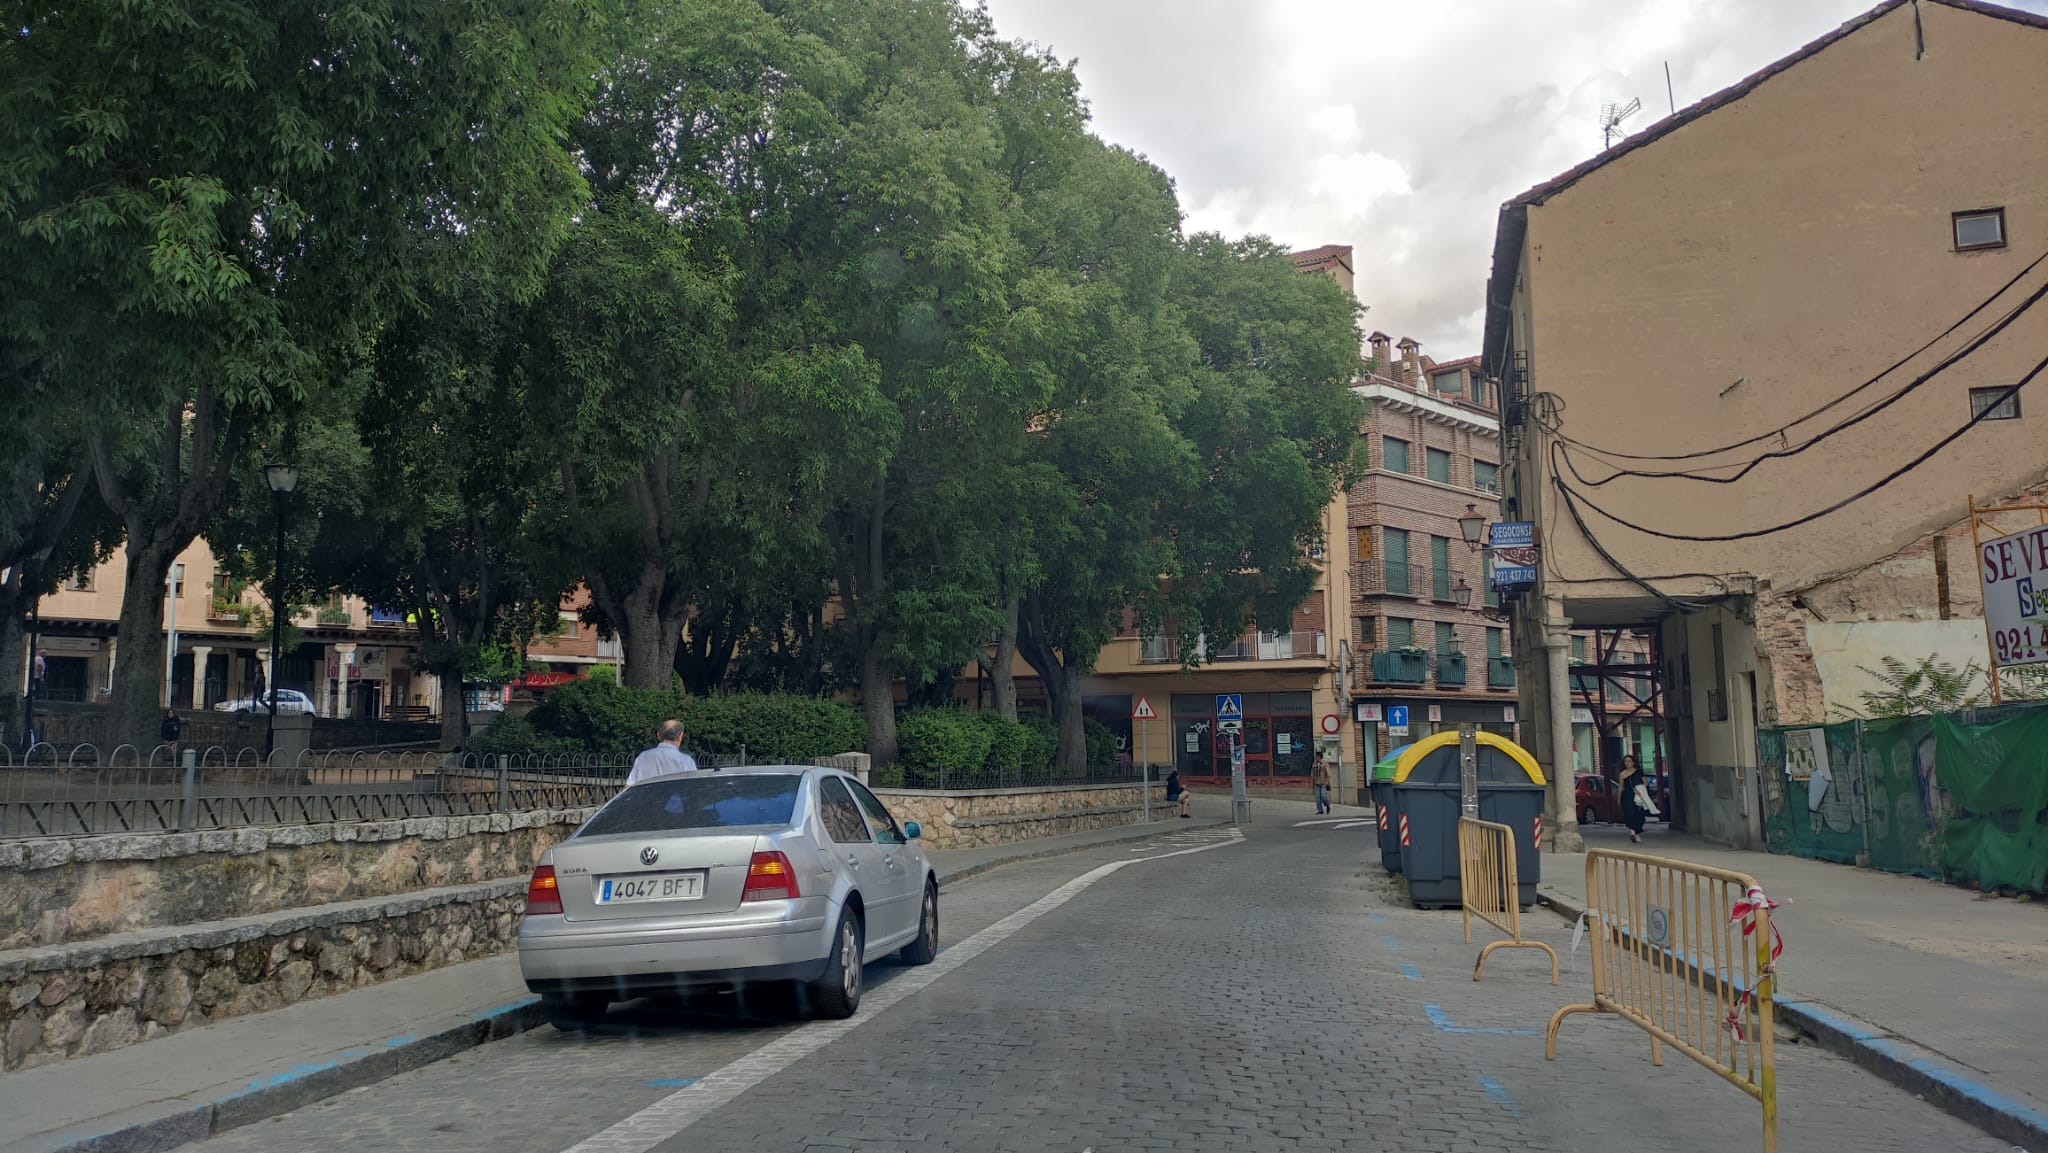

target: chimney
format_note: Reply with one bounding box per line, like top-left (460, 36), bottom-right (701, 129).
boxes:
top-left (1397, 337), bottom-right (1421, 386)
top-left (1367, 332), bottom-right (1392, 375)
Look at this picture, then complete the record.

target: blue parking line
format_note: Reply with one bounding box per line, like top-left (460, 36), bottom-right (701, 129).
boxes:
top-left (1422, 1004), bottom-right (1541, 1037)
top-left (1381, 934), bottom-right (1401, 952)
top-left (1399, 963), bottom-right (1422, 982)
top-left (1477, 1075), bottom-right (1524, 1117)
top-left (645, 1078), bottom-right (698, 1089)
top-left (1366, 912), bottom-right (1386, 923)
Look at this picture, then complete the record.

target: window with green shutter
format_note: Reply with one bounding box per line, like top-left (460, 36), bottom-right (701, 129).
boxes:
top-left (1435, 621), bottom-right (1458, 653)
top-left (1382, 437), bottom-right (1410, 474)
top-left (1474, 460), bottom-right (1498, 493)
top-left (1387, 617), bottom-right (1414, 648)
top-left (1426, 447), bottom-right (1451, 484)
top-left (1430, 535), bottom-right (1451, 600)
top-left (1384, 529), bottom-right (1411, 595)
top-left (1487, 628), bottom-right (1503, 658)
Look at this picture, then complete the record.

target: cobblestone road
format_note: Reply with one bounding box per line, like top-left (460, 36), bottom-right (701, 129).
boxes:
top-left (188, 822), bottom-right (2016, 1153)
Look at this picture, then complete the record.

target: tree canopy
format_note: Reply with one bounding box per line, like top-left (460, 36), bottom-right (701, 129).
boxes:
top-left (4, 0), bottom-right (1365, 763)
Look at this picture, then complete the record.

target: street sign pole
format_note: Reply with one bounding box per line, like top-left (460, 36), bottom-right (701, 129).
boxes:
top-left (1459, 723), bottom-right (1479, 817)
top-left (1230, 734), bottom-right (1249, 825)
top-left (1141, 723), bottom-right (1151, 823)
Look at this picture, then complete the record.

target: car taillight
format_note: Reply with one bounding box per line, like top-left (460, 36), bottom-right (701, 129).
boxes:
top-left (524, 865), bottom-right (563, 916)
top-left (742, 851), bottom-right (801, 902)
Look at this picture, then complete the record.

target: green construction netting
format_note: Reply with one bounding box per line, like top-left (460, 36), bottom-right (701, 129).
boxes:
top-left (1759, 706), bottom-right (2047, 894)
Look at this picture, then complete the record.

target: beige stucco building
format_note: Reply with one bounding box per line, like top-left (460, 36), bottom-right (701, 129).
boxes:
top-left (1482, 0), bottom-right (2048, 848)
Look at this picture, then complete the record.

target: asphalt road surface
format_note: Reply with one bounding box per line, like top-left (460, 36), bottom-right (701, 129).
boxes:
top-left (184, 821), bottom-right (2012, 1153)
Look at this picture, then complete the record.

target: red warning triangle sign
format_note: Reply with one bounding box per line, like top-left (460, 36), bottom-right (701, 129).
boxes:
top-left (1132, 696), bottom-right (1157, 719)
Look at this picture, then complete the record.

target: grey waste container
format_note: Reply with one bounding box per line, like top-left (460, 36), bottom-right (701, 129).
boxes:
top-left (1392, 737), bottom-right (1546, 908)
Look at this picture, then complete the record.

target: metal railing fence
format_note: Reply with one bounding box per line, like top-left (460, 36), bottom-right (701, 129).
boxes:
top-left (0, 743), bottom-right (660, 839)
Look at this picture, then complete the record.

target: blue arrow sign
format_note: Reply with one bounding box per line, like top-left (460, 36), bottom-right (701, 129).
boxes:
top-left (1386, 705), bottom-right (1410, 731)
top-left (1215, 694), bottom-right (1243, 720)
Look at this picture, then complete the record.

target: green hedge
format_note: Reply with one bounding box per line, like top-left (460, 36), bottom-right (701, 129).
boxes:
top-left (473, 679), bottom-right (863, 763)
top-left (896, 709), bottom-right (994, 787)
top-left (677, 693), bottom-right (865, 763)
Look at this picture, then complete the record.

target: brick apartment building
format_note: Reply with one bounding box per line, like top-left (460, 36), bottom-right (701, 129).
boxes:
top-left (1343, 333), bottom-right (1660, 778)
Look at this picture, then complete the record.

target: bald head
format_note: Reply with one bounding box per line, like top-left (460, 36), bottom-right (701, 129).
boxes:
top-left (658, 719), bottom-right (686, 746)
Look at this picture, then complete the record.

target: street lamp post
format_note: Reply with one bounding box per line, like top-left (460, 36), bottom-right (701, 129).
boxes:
top-left (20, 545), bottom-right (52, 747)
top-left (263, 464), bottom-right (298, 758)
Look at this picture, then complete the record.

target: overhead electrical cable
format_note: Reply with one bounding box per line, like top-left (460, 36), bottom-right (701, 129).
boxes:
top-left (1556, 275), bottom-right (2048, 486)
top-left (1551, 351), bottom-right (2048, 543)
top-left (1537, 245), bottom-right (2048, 464)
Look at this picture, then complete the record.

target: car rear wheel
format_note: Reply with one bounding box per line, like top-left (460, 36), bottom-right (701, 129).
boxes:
top-left (806, 910), bottom-right (863, 1019)
top-left (541, 992), bottom-right (607, 1031)
top-left (900, 880), bottom-right (938, 965)
top-left (1580, 805), bottom-right (1596, 826)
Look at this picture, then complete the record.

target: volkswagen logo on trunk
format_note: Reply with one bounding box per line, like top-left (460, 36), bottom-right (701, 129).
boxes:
top-left (639, 846), bottom-right (660, 866)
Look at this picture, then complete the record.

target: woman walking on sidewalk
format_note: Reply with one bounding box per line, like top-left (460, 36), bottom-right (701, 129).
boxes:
top-left (1619, 754), bottom-right (1656, 843)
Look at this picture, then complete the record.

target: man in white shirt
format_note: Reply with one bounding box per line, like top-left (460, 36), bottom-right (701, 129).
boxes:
top-left (624, 719), bottom-right (701, 787)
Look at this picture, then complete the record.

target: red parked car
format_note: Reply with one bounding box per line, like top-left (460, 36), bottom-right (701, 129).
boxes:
top-left (1576, 770), bottom-right (1672, 825)
top-left (1574, 773), bottom-right (1620, 825)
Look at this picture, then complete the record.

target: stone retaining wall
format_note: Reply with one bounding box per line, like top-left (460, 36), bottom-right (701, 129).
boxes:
top-left (0, 879), bottom-right (523, 1072)
top-left (872, 782), bottom-right (1168, 849)
top-left (0, 809), bottom-right (595, 950)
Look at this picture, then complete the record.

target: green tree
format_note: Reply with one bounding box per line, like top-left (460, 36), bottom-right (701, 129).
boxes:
top-left (1159, 234), bottom-right (1367, 662)
top-left (2, 0), bottom-right (610, 746)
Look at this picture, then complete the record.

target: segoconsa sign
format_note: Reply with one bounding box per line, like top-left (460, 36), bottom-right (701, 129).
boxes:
top-left (1978, 524), bottom-right (2048, 668)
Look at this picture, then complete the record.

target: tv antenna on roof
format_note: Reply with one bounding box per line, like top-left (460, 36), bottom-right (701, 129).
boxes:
top-left (1599, 97), bottom-right (1642, 149)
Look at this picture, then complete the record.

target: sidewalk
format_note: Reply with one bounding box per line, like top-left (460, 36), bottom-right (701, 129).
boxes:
top-left (1539, 822), bottom-right (2048, 1149)
top-left (0, 814), bottom-right (1226, 1153)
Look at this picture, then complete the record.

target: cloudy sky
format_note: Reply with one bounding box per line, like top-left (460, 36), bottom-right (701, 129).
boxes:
top-left (976, 0), bottom-right (2048, 357)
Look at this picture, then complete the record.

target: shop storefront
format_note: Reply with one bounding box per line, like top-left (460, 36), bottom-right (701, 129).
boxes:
top-left (1171, 691), bottom-right (1315, 781)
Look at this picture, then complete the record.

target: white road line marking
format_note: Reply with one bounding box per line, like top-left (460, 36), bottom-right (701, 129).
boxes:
top-left (1331, 820), bottom-right (1376, 830)
top-left (558, 829), bottom-right (1246, 1153)
top-left (1291, 818), bottom-right (1354, 826)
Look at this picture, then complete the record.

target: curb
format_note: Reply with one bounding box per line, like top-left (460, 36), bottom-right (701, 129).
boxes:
top-left (1534, 886), bottom-right (2048, 1151)
top-left (34, 1000), bottom-right (544, 1153)
top-left (933, 818), bottom-right (1236, 886)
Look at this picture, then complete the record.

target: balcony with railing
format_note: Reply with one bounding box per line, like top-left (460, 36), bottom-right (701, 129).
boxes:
top-left (1435, 651), bottom-right (1467, 687)
top-left (1487, 656), bottom-right (1517, 689)
top-left (1352, 559), bottom-right (1461, 602)
top-left (1368, 649), bottom-right (1429, 684)
top-left (1137, 629), bottom-right (1327, 665)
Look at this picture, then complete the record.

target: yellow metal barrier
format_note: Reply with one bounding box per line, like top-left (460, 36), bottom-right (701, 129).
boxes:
top-left (1548, 849), bottom-right (1780, 1153)
top-left (1456, 816), bottom-right (1559, 984)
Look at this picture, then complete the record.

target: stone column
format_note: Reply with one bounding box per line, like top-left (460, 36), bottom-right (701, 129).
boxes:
top-left (189, 645), bottom-right (212, 708)
top-left (1543, 597), bottom-right (1584, 853)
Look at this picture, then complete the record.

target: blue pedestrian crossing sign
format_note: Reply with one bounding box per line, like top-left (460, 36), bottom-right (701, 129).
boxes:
top-left (1215, 694), bottom-right (1243, 720)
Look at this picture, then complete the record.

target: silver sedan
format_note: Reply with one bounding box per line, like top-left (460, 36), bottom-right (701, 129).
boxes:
top-left (517, 765), bottom-right (938, 1028)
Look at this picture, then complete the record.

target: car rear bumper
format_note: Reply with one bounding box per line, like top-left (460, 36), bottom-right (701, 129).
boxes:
top-left (517, 904), bottom-right (834, 993)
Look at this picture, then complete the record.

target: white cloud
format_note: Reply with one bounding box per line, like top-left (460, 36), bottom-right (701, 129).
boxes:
top-left (979, 0), bottom-right (2048, 358)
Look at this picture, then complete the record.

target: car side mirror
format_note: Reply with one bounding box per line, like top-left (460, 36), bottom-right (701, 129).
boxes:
top-left (902, 821), bottom-right (921, 840)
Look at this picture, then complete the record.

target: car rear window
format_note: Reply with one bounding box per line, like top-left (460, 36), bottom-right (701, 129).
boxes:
top-left (578, 774), bottom-right (801, 837)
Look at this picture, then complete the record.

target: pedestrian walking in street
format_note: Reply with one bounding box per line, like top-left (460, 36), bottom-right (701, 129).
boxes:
top-left (1619, 754), bottom-right (1658, 843)
top-left (624, 719), bottom-right (700, 787)
top-left (1165, 769), bottom-right (1191, 818)
top-left (160, 708), bottom-right (182, 759)
top-left (1310, 754), bottom-right (1332, 814)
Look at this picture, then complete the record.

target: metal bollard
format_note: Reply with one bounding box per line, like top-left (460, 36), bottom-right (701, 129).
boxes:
top-left (180, 748), bottom-right (197, 831)
top-left (495, 755), bottom-right (509, 811)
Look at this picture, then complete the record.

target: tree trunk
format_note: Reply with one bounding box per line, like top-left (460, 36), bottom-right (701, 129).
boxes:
top-left (984, 596), bottom-right (1019, 720)
top-left (440, 669), bottom-right (467, 749)
top-left (1014, 596), bottom-right (1090, 776)
top-left (861, 643), bottom-right (898, 767)
top-left (1050, 664), bottom-right (1087, 776)
top-left (0, 578), bottom-right (23, 743)
top-left (108, 540), bottom-right (179, 750)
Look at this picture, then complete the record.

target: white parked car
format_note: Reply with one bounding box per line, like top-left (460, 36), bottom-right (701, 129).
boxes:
top-left (517, 765), bottom-right (938, 1029)
top-left (213, 689), bottom-right (316, 714)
